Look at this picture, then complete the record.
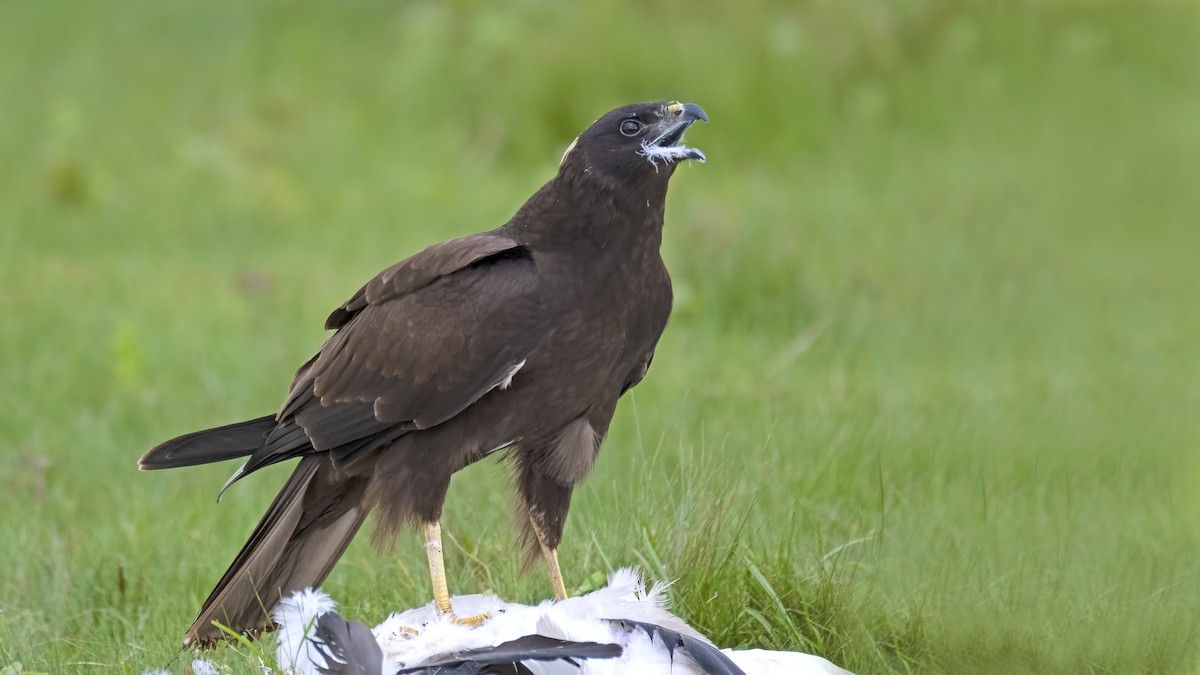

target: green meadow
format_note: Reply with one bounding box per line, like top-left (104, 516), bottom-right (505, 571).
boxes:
top-left (2, 1), bottom-right (1198, 672)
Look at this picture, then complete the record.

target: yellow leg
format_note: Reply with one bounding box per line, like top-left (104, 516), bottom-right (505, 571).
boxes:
top-left (424, 521), bottom-right (453, 614)
top-left (423, 521), bottom-right (490, 626)
top-left (530, 519), bottom-right (569, 601)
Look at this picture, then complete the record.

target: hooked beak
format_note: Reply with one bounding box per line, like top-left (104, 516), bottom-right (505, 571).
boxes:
top-left (645, 101), bottom-right (709, 163)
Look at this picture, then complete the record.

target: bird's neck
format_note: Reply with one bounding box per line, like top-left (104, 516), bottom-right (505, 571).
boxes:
top-left (506, 173), bottom-right (668, 255)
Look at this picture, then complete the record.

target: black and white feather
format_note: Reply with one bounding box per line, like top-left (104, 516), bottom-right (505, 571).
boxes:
top-left (271, 569), bottom-right (853, 675)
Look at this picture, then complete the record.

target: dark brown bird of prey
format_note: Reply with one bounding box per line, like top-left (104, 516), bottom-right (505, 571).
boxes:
top-left (140, 100), bottom-right (708, 647)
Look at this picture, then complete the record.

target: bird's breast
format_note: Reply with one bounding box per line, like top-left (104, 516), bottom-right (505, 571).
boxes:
top-left (434, 254), bottom-right (671, 461)
top-left (527, 256), bottom-right (671, 387)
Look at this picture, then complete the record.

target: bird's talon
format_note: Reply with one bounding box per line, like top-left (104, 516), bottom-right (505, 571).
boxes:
top-left (452, 611), bottom-right (492, 627)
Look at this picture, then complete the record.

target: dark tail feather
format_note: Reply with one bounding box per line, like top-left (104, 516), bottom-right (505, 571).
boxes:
top-left (140, 415), bottom-right (277, 470)
top-left (184, 456), bottom-right (369, 647)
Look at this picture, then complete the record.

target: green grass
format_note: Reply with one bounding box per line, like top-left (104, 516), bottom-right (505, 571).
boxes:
top-left (2, 1), bottom-right (1199, 672)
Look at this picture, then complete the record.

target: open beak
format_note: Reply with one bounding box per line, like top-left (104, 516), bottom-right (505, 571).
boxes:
top-left (644, 102), bottom-right (709, 163)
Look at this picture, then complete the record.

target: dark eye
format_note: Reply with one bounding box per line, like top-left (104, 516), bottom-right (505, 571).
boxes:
top-left (620, 118), bottom-right (642, 136)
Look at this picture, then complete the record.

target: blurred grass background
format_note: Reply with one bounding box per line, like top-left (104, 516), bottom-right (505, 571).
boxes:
top-left (2, 0), bottom-right (1199, 672)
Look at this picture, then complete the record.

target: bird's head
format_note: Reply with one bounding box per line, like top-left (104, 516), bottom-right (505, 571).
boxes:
top-left (558, 101), bottom-right (709, 188)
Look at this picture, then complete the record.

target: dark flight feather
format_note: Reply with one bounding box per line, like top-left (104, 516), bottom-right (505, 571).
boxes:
top-left (395, 635), bottom-right (622, 674)
top-left (607, 619), bottom-right (747, 675)
top-left (310, 612), bottom-right (384, 675)
top-left (184, 457), bottom-right (369, 646)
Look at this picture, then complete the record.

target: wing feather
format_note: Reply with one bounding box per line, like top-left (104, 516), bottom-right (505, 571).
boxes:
top-left (325, 232), bottom-right (524, 330)
top-left (232, 232), bottom-right (544, 484)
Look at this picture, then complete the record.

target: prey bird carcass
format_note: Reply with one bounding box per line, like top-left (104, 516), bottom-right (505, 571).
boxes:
top-left (270, 568), bottom-right (853, 675)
